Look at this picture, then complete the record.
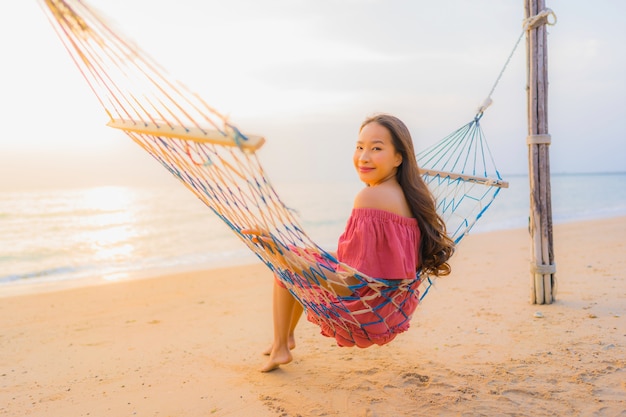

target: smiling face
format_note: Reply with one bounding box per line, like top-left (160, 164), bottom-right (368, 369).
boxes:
top-left (353, 121), bottom-right (403, 186)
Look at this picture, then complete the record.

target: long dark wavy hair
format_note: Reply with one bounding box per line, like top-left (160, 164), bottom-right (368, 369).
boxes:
top-left (360, 113), bottom-right (455, 276)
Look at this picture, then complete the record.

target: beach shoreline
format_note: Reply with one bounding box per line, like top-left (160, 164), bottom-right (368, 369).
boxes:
top-left (1, 216), bottom-right (625, 416)
top-left (1, 212), bottom-right (622, 300)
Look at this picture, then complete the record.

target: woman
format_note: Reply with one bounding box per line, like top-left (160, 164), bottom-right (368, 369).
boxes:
top-left (260, 113), bottom-right (454, 372)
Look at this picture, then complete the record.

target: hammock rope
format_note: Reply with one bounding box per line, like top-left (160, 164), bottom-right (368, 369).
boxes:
top-left (39, 0), bottom-right (510, 347)
top-left (479, 7), bottom-right (556, 115)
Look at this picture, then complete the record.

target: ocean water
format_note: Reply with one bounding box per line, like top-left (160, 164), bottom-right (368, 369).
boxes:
top-left (1, 173), bottom-right (625, 290)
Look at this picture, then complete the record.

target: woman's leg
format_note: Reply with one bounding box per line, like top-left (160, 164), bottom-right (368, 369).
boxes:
top-left (262, 297), bottom-right (303, 355)
top-left (261, 279), bottom-right (303, 372)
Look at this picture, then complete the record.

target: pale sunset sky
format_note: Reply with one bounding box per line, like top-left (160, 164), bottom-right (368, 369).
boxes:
top-left (0, 0), bottom-right (624, 190)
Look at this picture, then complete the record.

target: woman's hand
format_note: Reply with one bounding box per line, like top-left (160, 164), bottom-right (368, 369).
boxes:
top-left (241, 227), bottom-right (357, 296)
top-left (241, 228), bottom-right (309, 275)
top-left (240, 227), bottom-right (281, 251)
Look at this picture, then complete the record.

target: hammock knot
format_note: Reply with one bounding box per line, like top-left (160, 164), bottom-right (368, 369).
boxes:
top-left (476, 98), bottom-right (493, 117)
top-left (524, 8), bottom-right (557, 31)
top-left (226, 124), bottom-right (247, 149)
top-left (474, 98), bottom-right (493, 121)
top-left (224, 123), bottom-right (266, 152)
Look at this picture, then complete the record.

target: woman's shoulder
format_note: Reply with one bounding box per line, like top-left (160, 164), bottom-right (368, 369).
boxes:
top-left (353, 183), bottom-right (413, 218)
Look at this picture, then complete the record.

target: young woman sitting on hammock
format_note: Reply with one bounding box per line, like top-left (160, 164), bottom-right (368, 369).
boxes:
top-left (247, 113), bottom-right (455, 372)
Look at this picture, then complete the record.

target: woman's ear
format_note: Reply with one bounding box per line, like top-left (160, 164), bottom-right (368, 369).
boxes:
top-left (394, 153), bottom-right (403, 167)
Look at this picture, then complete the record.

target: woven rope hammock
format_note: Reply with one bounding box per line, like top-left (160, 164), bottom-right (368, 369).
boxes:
top-left (39, 0), bottom-right (509, 347)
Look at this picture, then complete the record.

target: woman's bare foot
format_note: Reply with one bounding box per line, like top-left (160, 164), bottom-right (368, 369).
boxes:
top-left (260, 347), bottom-right (293, 372)
top-left (262, 336), bottom-right (296, 356)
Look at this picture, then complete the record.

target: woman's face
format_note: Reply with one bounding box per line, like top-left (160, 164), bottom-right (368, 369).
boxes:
top-left (354, 122), bottom-right (402, 186)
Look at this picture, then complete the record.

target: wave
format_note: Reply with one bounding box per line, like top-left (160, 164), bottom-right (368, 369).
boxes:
top-left (0, 266), bottom-right (81, 284)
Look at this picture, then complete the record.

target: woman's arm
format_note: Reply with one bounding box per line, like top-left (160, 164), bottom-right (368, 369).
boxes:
top-left (312, 266), bottom-right (359, 297)
top-left (241, 228), bottom-right (358, 296)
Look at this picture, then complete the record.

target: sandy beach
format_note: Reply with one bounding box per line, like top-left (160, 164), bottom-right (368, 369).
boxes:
top-left (1, 216), bottom-right (625, 416)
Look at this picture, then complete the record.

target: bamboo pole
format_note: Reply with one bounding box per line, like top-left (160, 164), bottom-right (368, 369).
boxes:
top-left (525, 0), bottom-right (556, 304)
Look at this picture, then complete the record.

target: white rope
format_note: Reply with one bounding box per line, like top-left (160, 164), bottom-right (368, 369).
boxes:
top-left (523, 8), bottom-right (557, 31)
top-left (526, 134), bottom-right (551, 145)
top-left (478, 8), bottom-right (557, 115)
top-left (530, 262), bottom-right (557, 275)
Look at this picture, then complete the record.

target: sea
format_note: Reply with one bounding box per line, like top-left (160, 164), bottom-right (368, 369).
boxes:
top-left (1, 173), bottom-right (625, 292)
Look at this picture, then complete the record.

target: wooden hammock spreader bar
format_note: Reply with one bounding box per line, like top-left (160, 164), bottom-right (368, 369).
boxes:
top-left (107, 119), bottom-right (266, 152)
top-left (420, 168), bottom-right (509, 189)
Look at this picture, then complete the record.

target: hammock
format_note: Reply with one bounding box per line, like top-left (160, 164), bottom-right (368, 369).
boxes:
top-left (39, 0), bottom-right (508, 347)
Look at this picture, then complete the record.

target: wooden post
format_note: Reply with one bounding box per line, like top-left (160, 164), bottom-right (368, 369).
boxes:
top-left (525, 0), bottom-right (556, 304)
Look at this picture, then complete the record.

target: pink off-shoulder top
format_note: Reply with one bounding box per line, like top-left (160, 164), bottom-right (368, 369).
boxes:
top-left (337, 207), bottom-right (419, 279)
top-left (307, 207), bottom-right (423, 348)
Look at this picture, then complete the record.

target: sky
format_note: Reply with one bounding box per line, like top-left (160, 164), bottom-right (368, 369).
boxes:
top-left (1, 0), bottom-right (624, 190)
